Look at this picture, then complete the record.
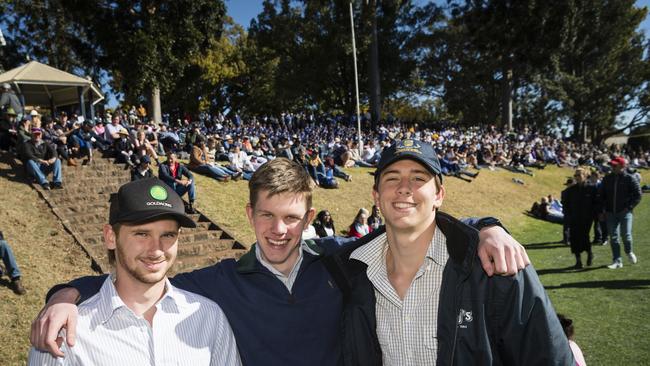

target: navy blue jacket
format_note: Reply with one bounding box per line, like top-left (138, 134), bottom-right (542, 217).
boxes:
top-left (323, 212), bottom-right (574, 366)
top-left (66, 242), bottom-right (345, 366)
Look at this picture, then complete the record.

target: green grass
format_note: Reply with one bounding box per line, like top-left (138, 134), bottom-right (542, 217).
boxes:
top-left (511, 194), bottom-right (650, 366)
top-left (1, 158), bottom-right (647, 365)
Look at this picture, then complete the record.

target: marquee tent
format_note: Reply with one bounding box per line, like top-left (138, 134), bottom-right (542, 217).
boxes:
top-left (0, 61), bottom-right (103, 110)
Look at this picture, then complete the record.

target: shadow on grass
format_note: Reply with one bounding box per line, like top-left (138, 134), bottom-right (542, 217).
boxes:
top-left (524, 241), bottom-right (567, 250)
top-left (537, 265), bottom-right (604, 276)
top-left (544, 279), bottom-right (650, 290)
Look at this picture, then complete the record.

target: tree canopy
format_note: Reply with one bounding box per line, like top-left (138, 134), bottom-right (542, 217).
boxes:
top-left (1, 0), bottom-right (648, 141)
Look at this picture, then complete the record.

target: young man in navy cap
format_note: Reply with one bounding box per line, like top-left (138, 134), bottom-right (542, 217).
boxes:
top-left (28, 178), bottom-right (240, 365)
top-left (325, 139), bottom-right (574, 365)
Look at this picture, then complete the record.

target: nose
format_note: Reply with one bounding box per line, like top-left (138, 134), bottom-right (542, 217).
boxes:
top-left (396, 177), bottom-right (412, 195)
top-left (271, 218), bottom-right (288, 235)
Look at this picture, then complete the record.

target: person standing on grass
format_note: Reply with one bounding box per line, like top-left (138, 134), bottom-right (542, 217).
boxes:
top-left (600, 157), bottom-right (642, 269)
top-left (324, 139), bottom-right (573, 365)
top-left (30, 158), bottom-right (530, 366)
top-left (562, 167), bottom-right (599, 269)
top-left (28, 178), bottom-right (240, 365)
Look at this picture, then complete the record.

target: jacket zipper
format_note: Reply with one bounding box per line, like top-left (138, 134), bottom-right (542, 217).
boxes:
top-left (449, 275), bottom-right (466, 365)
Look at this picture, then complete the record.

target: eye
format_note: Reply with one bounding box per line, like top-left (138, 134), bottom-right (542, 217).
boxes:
top-left (134, 232), bottom-right (148, 237)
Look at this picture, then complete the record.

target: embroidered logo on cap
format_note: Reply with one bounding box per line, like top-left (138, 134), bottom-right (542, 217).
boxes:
top-left (395, 139), bottom-right (422, 154)
top-left (149, 185), bottom-right (168, 201)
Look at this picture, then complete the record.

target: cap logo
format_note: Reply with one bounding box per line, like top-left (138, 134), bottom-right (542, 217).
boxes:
top-left (149, 185), bottom-right (168, 201)
top-left (395, 139), bottom-right (422, 155)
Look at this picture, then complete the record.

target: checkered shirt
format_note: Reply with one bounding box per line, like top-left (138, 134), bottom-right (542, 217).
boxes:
top-left (350, 228), bottom-right (448, 366)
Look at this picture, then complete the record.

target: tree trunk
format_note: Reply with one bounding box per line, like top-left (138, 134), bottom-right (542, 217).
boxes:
top-left (150, 87), bottom-right (162, 124)
top-left (501, 68), bottom-right (513, 130)
top-left (368, 0), bottom-right (381, 130)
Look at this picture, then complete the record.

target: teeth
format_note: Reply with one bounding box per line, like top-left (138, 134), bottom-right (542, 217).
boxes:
top-left (268, 239), bottom-right (289, 246)
top-left (394, 202), bottom-right (416, 209)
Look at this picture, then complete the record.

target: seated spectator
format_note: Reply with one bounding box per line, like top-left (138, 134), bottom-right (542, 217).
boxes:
top-left (22, 128), bottom-right (63, 190)
top-left (367, 204), bottom-right (383, 231)
top-left (531, 196), bottom-right (564, 224)
top-left (347, 207), bottom-right (370, 238)
top-left (157, 124), bottom-right (181, 152)
top-left (16, 118), bottom-right (31, 145)
top-left (189, 138), bottom-right (241, 182)
top-left (131, 155), bottom-right (154, 181)
top-left (104, 114), bottom-right (124, 144)
top-left (158, 150), bottom-right (196, 214)
top-left (0, 107), bottom-right (17, 151)
top-left (316, 163), bottom-right (338, 188)
top-left (134, 129), bottom-right (160, 165)
top-left (324, 156), bottom-right (351, 182)
top-left (114, 128), bottom-right (138, 167)
top-left (258, 134), bottom-right (275, 160)
top-left (227, 145), bottom-right (254, 180)
top-left (0, 231), bottom-right (26, 295)
top-left (313, 210), bottom-right (336, 237)
top-left (557, 314), bottom-right (587, 366)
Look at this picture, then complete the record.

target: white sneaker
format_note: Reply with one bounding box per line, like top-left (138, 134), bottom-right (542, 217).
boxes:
top-left (627, 252), bottom-right (638, 264)
top-left (607, 259), bottom-right (623, 269)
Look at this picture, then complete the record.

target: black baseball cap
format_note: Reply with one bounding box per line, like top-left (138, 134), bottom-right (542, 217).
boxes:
top-left (109, 178), bottom-right (196, 228)
top-left (375, 139), bottom-right (443, 182)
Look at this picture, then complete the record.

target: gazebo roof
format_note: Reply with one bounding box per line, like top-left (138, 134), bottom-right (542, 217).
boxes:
top-left (0, 61), bottom-right (104, 107)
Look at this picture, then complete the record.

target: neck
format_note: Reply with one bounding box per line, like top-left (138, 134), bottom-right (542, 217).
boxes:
top-left (114, 269), bottom-right (167, 325)
top-left (384, 216), bottom-right (436, 274)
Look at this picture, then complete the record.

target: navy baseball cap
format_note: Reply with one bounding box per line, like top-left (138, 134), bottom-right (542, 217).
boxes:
top-left (375, 139), bottom-right (443, 182)
top-left (109, 178), bottom-right (196, 228)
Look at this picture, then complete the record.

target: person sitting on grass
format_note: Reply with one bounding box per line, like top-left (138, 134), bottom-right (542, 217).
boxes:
top-left (347, 208), bottom-right (370, 238)
top-left (313, 210), bottom-right (336, 238)
top-left (189, 138), bottom-right (241, 182)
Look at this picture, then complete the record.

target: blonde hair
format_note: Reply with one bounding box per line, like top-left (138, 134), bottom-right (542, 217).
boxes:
top-left (249, 158), bottom-right (314, 210)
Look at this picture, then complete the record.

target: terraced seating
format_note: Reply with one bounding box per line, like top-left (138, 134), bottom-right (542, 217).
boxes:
top-left (32, 152), bottom-right (246, 275)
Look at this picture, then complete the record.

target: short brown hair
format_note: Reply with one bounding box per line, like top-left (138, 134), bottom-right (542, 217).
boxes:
top-left (249, 158), bottom-right (315, 210)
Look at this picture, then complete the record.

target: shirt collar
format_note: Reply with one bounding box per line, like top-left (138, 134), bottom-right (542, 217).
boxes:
top-left (350, 227), bottom-right (448, 279)
top-left (254, 240), bottom-right (319, 278)
top-left (96, 275), bottom-right (181, 324)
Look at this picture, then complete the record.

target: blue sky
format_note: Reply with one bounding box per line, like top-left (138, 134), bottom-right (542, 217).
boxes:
top-left (227, 0), bottom-right (650, 33)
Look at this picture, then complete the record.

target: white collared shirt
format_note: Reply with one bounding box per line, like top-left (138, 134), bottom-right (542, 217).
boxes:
top-left (351, 228), bottom-right (449, 366)
top-left (28, 276), bottom-right (241, 366)
top-left (255, 240), bottom-right (319, 292)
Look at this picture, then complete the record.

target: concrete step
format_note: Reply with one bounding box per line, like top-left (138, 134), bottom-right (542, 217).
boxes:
top-left (171, 248), bottom-right (247, 274)
top-left (45, 183), bottom-right (123, 197)
top-left (80, 228), bottom-right (225, 247)
top-left (62, 168), bottom-right (131, 180)
top-left (177, 239), bottom-right (237, 256)
top-left (48, 193), bottom-right (112, 206)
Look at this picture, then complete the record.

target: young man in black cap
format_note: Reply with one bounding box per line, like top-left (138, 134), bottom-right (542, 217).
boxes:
top-left (28, 178), bottom-right (240, 365)
top-left (325, 139), bottom-right (574, 365)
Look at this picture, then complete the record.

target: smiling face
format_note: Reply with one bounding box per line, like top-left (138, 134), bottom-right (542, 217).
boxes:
top-left (104, 219), bottom-right (180, 286)
top-left (373, 159), bottom-right (444, 234)
top-left (246, 191), bottom-right (315, 275)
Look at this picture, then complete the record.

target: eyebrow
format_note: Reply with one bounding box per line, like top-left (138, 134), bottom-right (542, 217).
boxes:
top-left (382, 168), bottom-right (432, 177)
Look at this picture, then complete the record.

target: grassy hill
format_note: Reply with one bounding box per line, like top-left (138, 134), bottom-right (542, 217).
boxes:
top-left (0, 155), bottom-right (647, 365)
